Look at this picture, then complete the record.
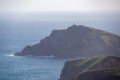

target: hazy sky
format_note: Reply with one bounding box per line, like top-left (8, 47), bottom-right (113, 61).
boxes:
top-left (0, 0), bottom-right (120, 12)
top-left (0, 0), bottom-right (120, 35)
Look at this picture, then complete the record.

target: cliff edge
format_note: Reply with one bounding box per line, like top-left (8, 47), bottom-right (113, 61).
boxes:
top-left (59, 56), bottom-right (120, 80)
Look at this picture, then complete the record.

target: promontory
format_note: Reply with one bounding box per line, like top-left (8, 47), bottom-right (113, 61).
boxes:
top-left (15, 24), bottom-right (120, 58)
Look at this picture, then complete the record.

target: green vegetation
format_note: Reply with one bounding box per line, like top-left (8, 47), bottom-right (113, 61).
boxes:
top-left (60, 56), bottom-right (120, 80)
top-left (76, 67), bottom-right (120, 80)
top-left (101, 34), bottom-right (119, 47)
top-left (66, 56), bottom-right (106, 72)
top-left (79, 67), bottom-right (120, 76)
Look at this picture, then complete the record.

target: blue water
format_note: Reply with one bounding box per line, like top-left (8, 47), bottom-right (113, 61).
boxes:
top-left (0, 22), bottom-right (67, 80)
top-left (0, 56), bottom-right (65, 80)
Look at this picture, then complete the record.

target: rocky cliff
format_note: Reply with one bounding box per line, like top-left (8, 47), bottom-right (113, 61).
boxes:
top-left (15, 24), bottom-right (120, 58)
top-left (59, 56), bottom-right (120, 80)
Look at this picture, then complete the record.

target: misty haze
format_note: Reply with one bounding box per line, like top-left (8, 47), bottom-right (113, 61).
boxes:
top-left (0, 0), bottom-right (120, 80)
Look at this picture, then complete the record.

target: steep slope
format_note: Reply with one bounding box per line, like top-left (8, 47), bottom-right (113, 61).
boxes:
top-left (15, 24), bottom-right (120, 58)
top-left (76, 68), bottom-right (120, 80)
top-left (59, 56), bottom-right (120, 80)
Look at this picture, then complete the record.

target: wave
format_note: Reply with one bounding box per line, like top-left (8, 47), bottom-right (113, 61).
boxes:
top-left (5, 54), bottom-right (14, 57)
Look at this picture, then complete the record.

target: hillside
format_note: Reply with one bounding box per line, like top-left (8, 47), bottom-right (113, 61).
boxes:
top-left (76, 68), bottom-right (120, 80)
top-left (15, 24), bottom-right (120, 58)
top-left (59, 56), bottom-right (120, 80)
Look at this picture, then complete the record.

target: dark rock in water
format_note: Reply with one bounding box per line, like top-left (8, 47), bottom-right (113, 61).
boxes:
top-left (15, 24), bottom-right (120, 58)
top-left (59, 56), bottom-right (120, 80)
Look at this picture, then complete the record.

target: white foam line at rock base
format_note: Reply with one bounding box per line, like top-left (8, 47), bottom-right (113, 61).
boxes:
top-left (5, 54), bottom-right (14, 57)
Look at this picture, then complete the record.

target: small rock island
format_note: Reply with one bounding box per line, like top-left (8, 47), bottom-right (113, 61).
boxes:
top-left (15, 24), bottom-right (120, 58)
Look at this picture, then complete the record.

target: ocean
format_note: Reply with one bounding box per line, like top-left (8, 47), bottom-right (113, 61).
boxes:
top-left (0, 22), bottom-right (68, 80)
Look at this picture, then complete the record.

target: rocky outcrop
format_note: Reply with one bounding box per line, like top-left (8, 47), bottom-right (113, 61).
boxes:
top-left (59, 56), bottom-right (120, 80)
top-left (15, 24), bottom-right (120, 58)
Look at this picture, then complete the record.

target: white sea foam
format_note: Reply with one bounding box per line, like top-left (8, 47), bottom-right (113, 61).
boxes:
top-left (6, 54), bottom-right (14, 57)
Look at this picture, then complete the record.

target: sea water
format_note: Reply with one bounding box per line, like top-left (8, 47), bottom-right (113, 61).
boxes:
top-left (0, 22), bottom-right (67, 80)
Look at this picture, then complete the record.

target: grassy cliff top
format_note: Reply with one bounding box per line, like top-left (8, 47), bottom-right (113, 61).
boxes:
top-left (60, 56), bottom-right (120, 80)
top-left (65, 56), bottom-right (120, 70)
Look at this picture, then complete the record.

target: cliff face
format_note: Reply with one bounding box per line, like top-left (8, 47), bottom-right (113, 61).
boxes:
top-left (15, 24), bottom-right (120, 58)
top-left (59, 56), bottom-right (120, 80)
